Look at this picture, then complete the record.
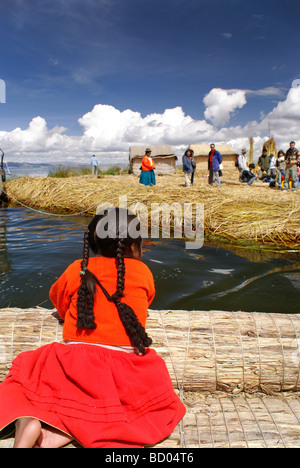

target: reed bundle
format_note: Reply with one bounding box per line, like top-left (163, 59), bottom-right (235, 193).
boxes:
top-left (4, 172), bottom-right (300, 247)
top-left (2, 308), bottom-right (300, 448)
top-left (7, 307), bottom-right (300, 393)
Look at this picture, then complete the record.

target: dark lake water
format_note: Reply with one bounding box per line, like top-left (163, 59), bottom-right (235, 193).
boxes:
top-left (0, 207), bottom-right (300, 313)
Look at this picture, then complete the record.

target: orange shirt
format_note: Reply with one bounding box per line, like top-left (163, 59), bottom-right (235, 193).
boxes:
top-left (49, 257), bottom-right (155, 347)
top-left (141, 156), bottom-right (155, 171)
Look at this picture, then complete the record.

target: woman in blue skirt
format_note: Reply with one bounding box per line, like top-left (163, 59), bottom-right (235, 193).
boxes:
top-left (139, 148), bottom-right (156, 186)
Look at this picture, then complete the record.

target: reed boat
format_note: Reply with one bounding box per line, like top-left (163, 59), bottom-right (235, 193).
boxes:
top-left (1, 307), bottom-right (300, 448)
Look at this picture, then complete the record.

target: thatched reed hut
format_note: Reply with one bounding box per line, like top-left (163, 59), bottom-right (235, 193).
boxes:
top-left (188, 144), bottom-right (239, 171)
top-left (129, 145), bottom-right (177, 176)
top-left (262, 137), bottom-right (278, 156)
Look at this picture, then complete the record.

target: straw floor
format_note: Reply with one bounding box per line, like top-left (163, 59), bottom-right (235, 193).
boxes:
top-left (3, 171), bottom-right (300, 248)
top-left (2, 308), bottom-right (300, 448)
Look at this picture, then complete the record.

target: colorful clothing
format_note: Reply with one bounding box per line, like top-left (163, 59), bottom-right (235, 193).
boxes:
top-left (50, 257), bottom-right (155, 346)
top-left (141, 155), bottom-right (155, 171)
top-left (140, 156), bottom-right (156, 186)
top-left (0, 257), bottom-right (186, 448)
top-left (139, 170), bottom-right (156, 186)
top-left (208, 149), bottom-right (222, 172)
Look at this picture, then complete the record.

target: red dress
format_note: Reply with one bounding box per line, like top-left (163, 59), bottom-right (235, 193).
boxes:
top-left (0, 258), bottom-right (186, 448)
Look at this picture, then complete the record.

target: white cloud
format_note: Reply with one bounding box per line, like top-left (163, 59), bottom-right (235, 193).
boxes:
top-left (221, 33), bottom-right (233, 39)
top-left (79, 104), bottom-right (215, 149)
top-left (0, 116), bottom-right (80, 160)
top-left (246, 86), bottom-right (285, 97)
top-left (203, 88), bottom-right (247, 126)
top-left (260, 86), bottom-right (300, 144)
top-left (1, 87), bottom-right (300, 166)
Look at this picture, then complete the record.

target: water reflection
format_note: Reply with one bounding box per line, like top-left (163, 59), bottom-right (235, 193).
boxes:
top-left (0, 207), bottom-right (299, 313)
top-left (0, 208), bottom-right (11, 276)
top-left (0, 208), bottom-right (88, 308)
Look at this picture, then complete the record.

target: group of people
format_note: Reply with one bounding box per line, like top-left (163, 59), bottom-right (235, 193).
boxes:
top-left (93, 142), bottom-right (300, 192)
top-left (183, 143), bottom-right (223, 187)
top-left (238, 141), bottom-right (300, 191)
top-left (141, 144), bottom-right (223, 188)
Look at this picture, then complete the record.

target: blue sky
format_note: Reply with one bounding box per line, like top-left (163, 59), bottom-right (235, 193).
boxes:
top-left (0, 0), bottom-right (299, 163)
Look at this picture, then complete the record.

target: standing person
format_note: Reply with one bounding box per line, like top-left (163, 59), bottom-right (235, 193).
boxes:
top-left (208, 143), bottom-right (222, 187)
top-left (139, 148), bottom-right (156, 186)
top-left (284, 141), bottom-right (300, 191)
top-left (269, 154), bottom-right (277, 179)
top-left (0, 209), bottom-right (186, 448)
top-left (182, 149), bottom-right (194, 186)
top-left (90, 154), bottom-right (99, 176)
top-left (276, 150), bottom-right (286, 190)
top-left (238, 148), bottom-right (248, 182)
top-left (257, 148), bottom-right (271, 180)
top-left (190, 149), bottom-right (196, 185)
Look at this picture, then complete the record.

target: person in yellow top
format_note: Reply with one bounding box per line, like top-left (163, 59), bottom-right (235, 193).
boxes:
top-left (139, 148), bottom-right (156, 186)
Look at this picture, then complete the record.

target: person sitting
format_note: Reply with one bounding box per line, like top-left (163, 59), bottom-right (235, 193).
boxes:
top-left (0, 209), bottom-right (186, 448)
top-left (241, 163), bottom-right (256, 185)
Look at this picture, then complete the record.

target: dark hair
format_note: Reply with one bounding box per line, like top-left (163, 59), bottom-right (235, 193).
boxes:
top-left (278, 150), bottom-right (284, 156)
top-left (76, 208), bottom-right (152, 354)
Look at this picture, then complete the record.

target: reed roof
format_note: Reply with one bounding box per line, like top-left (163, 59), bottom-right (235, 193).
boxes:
top-left (129, 145), bottom-right (175, 161)
top-left (188, 144), bottom-right (239, 156)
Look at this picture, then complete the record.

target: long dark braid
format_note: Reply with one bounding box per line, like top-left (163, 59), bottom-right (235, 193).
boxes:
top-left (76, 229), bottom-right (97, 329)
top-left (111, 238), bottom-right (126, 301)
top-left (111, 238), bottom-right (152, 354)
top-left (76, 209), bottom-right (153, 354)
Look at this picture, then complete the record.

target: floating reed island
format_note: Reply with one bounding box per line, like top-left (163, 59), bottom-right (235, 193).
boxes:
top-left (2, 171), bottom-right (300, 248)
top-left (2, 308), bottom-right (300, 448)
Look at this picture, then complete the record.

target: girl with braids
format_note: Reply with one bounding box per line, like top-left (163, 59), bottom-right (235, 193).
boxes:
top-left (0, 208), bottom-right (185, 448)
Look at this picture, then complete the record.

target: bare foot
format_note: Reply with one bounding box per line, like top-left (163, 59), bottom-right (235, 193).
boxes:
top-left (14, 418), bottom-right (42, 448)
top-left (34, 424), bottom-right (74, 448)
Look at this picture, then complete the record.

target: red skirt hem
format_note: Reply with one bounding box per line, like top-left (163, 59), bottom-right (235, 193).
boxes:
top-left (0, 343), bottom-right (186, 448)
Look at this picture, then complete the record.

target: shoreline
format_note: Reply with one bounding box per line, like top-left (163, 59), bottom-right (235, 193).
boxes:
top-left (2, 172), bottom-right (300, 249)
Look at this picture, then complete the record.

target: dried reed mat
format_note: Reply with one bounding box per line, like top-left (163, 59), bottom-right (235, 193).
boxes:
top-left (3, 308), bottom-right (300, 393)
top-left (4, 173), bottom-right (300, 247)
top-left (2, 308), bottom-right (300, 448)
